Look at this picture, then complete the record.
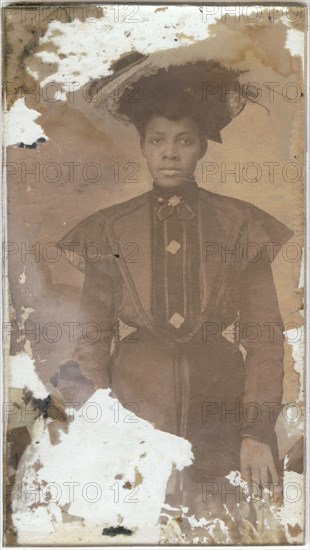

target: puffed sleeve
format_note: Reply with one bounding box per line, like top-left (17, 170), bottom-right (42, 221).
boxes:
top-left (56, 211), bottom-right (117, 395)
top-left (237, 204), bottom-right (294, 447)
top-left (57, 210), bottom-right (115, 276)
top-left (239, 202), bottom-right (294, 270)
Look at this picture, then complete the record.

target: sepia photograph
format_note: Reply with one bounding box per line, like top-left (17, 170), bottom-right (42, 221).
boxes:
top-left (2, 1), bottom-right (306, 546)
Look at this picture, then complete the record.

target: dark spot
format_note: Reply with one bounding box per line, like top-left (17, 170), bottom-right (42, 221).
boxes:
top-left (174, 39), bottom-right (178, 41)
top-left (18, 142), bottom-right (25, 148)
top-left (102, 526), bottom-right (133, 537)
top-left (301, 92), bottom-right (304, 97)
top-left (25, 142), bottom-right (37, 149)
top-left (32, 395), bottom-right (51, 419)
top-left (123, 481), bottom-right (132, 489)
top-left (22, 389), bottom-right (33, 405)
top-left (37, 137), bottom-right (46, 143)
top-left (114, 254), bottom-right (120, 258)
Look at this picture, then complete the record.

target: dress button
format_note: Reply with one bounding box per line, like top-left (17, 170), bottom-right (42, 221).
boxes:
top-left (166, 240), bottom-right (181, 254)
top-left (169, 312), bottom-right (185, 328)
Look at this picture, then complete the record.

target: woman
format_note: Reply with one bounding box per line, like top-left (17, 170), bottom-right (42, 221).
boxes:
top-left (56, 65), bottom-right (293, 515)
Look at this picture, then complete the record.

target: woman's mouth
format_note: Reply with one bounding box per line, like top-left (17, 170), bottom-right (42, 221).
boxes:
top-left (159, 169), bottom-right (182, 176)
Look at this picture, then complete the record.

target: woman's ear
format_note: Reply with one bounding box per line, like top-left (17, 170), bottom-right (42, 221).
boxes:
top-left (198, 138), bottom-right (208, 160)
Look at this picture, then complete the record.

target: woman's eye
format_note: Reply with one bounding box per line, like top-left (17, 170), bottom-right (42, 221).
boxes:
top-left (151, 137), bottom-right (162, 144)
top-left (180, 138), bottom-right (192, 145)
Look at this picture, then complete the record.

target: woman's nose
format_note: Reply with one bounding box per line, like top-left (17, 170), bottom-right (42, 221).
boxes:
top-left (162, 143), bottom-right (179, 160)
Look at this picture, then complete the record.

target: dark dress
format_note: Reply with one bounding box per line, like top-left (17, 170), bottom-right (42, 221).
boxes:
top-left (57, 182), bottom-right (294, 489)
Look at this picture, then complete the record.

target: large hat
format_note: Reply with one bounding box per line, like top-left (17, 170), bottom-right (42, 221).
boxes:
top-left (88, 52), bottom-right (259, 143)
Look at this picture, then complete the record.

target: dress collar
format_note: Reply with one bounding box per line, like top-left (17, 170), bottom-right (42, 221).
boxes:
top-left (152, 178), bottom-right (199, 205)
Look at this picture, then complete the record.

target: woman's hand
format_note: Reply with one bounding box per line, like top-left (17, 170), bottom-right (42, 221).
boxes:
top-left (240, 437), bottom-right (282, 501)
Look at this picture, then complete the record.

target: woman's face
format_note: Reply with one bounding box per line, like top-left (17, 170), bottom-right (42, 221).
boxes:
top-left (140, 116), bottom-right (207, 187)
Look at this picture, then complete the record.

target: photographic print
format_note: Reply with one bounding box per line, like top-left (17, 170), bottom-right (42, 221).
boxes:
top-left (2, 1), bottom-right (306, 546)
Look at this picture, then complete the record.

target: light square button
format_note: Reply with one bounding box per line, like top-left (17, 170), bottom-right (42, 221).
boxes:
top-left (167, 240), bottom-right (181, 254)
top-left (169, 312), bottom-right (185, 329)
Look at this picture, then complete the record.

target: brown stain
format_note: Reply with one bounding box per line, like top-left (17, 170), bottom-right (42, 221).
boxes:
top-left (61, 504), bottom-right (85, 524)
top-left (134, 467), bottom-right (143, 486)
top-left (286, 6), bottom-right (305, 32)
top-left (30, 501), bottom-right (49, 510)
top-left (47, 420), bottom-right (69, 446)
top-left (62, 512), bottom-right (84, 524)
top-left (3, 7), bottom-right (71, 110)
top-left (33, 459), bottom-right (43, 472)
top-left (208, 12), bottom-right (301, 77)
top-left (287, 522), bottom-right (303, 537)
top-left (7, 426), bottom-right (31, 470)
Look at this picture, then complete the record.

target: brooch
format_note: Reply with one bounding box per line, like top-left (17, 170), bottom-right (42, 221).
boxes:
top-left (167, 195), bottom-right (182, 207)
